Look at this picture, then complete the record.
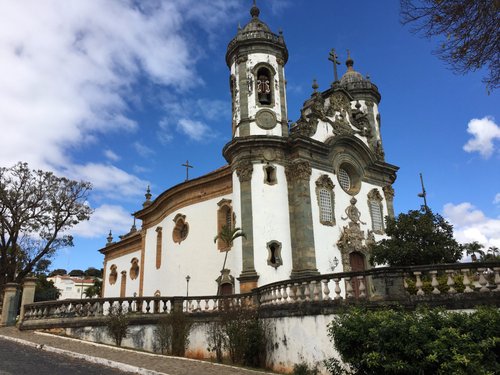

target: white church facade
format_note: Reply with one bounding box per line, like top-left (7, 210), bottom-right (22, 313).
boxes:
top-left (99, 4), bottom-right (398, 299)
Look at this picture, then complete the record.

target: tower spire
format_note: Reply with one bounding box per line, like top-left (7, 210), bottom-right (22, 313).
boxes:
top-left (250, 0), bottom-right (260, 18)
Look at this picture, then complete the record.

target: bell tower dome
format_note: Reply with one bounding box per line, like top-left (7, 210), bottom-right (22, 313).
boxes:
top-left (226, 1), bottom-right (289, 137)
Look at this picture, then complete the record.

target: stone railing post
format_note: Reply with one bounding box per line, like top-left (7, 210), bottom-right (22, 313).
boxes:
top-left (0, 283), bottom-right (20, 327)
top-left (19, 277), bottom-right (37, 322)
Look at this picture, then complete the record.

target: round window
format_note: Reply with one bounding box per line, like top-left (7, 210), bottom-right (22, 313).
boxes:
top-left (338, 168), bottom-right (351, 192)
top-left (337, 163), bottom-right (361, 195)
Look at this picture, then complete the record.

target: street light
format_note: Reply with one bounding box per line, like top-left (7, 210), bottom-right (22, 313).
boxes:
top-left (330, 256), bottom-right (339, 272)
top-left (185, 275), bottom-right (191, 297)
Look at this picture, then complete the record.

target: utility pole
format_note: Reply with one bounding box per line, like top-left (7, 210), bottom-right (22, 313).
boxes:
top-left (417, 172), bottom-right (429, 211)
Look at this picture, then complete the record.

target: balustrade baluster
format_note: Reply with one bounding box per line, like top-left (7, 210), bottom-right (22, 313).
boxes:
top-left (333, 278), bottom-right (342, 300)
top-left (446, 270), bottom-right (457, 294)
top-left (345, 277), bottom-right (354, 298)
top-left (204, 299), bottom-right (210, 311)
top-left (289, 284), bottom-right (296, 302)
top-left (322, 279), bottom-right (331, 301)
top-left (403, 274), bottom-right (408, 290)
top-left (477, 268), bottom-right (489, 292)
top-left (145, 300), bottom-right (151, 313)
top-left (461, 269), bottom-right (473, 293)
top-left (294, 283), bottom-right (302, 302)
top-left (357, 276), bottom-right (366, 298)
top-left (493, 268), bottom-right (500, 292)
top-left (429, 271), bottom-right (440, 294)
top-left (311, 281), bottom-right (320, 301)
top-left (282, 284), bottom-right (289, 303)
top-left (413, 272), bottom-right (424, 296)
top-left (276, 286), bottom-right (282, 304)
top-left (303, 282), bottom-right (310, 302)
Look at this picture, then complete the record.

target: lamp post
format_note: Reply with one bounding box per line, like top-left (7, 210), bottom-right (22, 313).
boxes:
top-left (185, 275), bottom-right (191, 297)
top-left (330, 256), bottom-right (339, 272)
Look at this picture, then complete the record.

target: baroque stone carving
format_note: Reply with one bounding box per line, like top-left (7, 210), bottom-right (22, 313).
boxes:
top-left (256, 109), bottom-right (276, 130)
top-left (383, 185), bottom-right (395, 200)
top-left (315, 174), bottom-right (335, 190)
top-left (235, 160), bottom-right (253, 182)
top-left (367, 188), bottom-right (384, 201)
top-left (285, 160), bottom-right (311, 182)
top-left (341, 197), bottom-right (366, 225)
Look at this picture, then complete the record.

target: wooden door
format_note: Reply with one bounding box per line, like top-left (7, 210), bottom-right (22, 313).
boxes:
top-left (349, 252), bottom-right (366, 298)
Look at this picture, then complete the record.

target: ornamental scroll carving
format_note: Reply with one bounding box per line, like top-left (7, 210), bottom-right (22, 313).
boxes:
top-left (315, 174), bottom-right (335, 190)
top-left (383, 185), bottom-right (395, 200)
top-left (235, 160), bottom-right (253, 182)
top-left (285, 160), bottom-right (311, 182)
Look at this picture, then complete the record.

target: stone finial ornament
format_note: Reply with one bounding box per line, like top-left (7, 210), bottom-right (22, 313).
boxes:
top-left (106, 230), bottom-right (113, 246)
top-left (250, 0), bottom-right (260, 18)
top-left (143, 185), bottom-right (152, 207)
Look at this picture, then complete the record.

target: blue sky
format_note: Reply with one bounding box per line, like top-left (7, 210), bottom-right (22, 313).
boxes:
top-left (1, 0), bottom-right (498, 272)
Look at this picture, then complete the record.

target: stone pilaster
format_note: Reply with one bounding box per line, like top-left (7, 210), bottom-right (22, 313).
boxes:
top-left (277, 60), bottom-right (288, 136)
top-left (383, 185), bottom-right (395, 218)
top-left (0, 283), bottom-right (20, 327)
top-left (235, 160), bottom-right (259, 292)
top-left (285, 160), bottom-right (319, 278)
top-left (237, 57), bottom-right (250, 137)
top-left (19, 277), bottom-right (37, 322)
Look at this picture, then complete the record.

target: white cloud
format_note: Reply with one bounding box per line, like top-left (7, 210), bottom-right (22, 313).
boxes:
top-left (70, 204), bottom-right (133, 239)
top-left (494, 193), bottom-right (500, 205)
top-left (64, 163), bottom-right (147, 198)
top-left (463, 116), bottom-right (500, 158)
top-left (133, 142), bottom-right (155, 158)
top-left (104, 149), bottom-right (120, 162)
top-left (443, 202), bottom-right (500, 249)
top-left (0, 0), bottom-right (238, 171)
top-left (177, 119), bottom-right (213, 142)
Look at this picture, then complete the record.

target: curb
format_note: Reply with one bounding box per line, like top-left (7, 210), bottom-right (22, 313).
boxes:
top-left (0, 334), bottom-right (168, 375)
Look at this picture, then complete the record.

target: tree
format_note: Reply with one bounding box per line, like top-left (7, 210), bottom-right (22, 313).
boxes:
top-left (213, 225), bottom-right (246, 295)
top-left (34, 274), bottom-right (60, 302)
top-left (48, 268), bottom-right (67, 277)
top-left (84, 267), bottom-right (103, 278)
top-left (0, 162), bottom-right (92, 285)
top-left (463, 241), bottom-right (485, 261)
top-left (481, 246), bottom-right (500, 262)
top-left (325, 307), bottom-right (500, 374)
top-left (401, 0), bottom-right (499, 91)
top-left (68, 269), bottom-right (85, 277)
top-left (84, 279), bottom-right (102, 298)
top-left (370, 208), bottom-right (462, 266)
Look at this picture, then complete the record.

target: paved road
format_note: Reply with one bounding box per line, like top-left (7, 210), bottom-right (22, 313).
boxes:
top-left (0, 337), bottom-right (132, 375)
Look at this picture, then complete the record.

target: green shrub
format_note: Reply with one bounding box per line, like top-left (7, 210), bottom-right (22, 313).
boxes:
top-left (326, 306), bottom-right (500, 375)
top-left (105, 304), bottom-right (129, 346)
top-left (153, 309), bottom-right (192, 356)
top-left (293, 361), bottom-right (319, 375)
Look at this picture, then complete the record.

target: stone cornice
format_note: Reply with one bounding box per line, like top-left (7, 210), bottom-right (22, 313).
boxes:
top-left (134, 165), bottom-right (232, 229)
top-left (99, 232), bottom-right (142, 261)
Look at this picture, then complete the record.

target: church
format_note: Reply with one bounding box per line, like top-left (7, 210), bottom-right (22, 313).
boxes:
top-left (99, 3), bottom-right (398, 299)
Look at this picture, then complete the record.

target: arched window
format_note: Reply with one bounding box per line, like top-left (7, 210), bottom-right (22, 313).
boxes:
top-left (315, 175), bottom-right (335, 226)
top-left (367, 189), bottom-right (384, 234)
top-left (217, 199), bottom-right (234, 251)
top-left (172, 214), bottom-right (189, 244)
top-left (130, 258), bottom-right (139, 280)
top-left (109, 264), bottom-right (117, 285)
top-left (155, 227), bottom-right (162, 269)
top-left (267, 240), bottom-right (283, 268)
top-left (256, 67), bottom-right (272, 105)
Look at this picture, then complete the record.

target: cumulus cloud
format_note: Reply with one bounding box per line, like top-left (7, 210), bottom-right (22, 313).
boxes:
top-left (177, 119), bottom-right (213, 142)
top-left (104, 149), bottom-right (120, 162)
top-left (443, 202), bottom-right (500, 249)
top-left (494, 193), bottom-right (500, 205)
top-left (70, 204), bottom-right (134, 239)
top-left (463, 116), bottom-right (500, 158)
top-left (133, 142), bottom-right (155, 158)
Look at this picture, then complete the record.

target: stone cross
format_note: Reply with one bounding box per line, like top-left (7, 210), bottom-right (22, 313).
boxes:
top-left (328, 48), bottom-right (341, 83)
top-left (182, 160), bottom-right (193, 181)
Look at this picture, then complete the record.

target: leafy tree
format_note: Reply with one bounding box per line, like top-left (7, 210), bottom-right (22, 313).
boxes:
top-left (84, 279), bottom-right (102, 298)
top-left (481, 246), bottom-right (500, 262)
top-left (401, 0), bottom-right (499, 91)
top-left (34, 274), bottom-right (60, 302)
top-left (48, 268), bottom-right (67, 277)
top-left (463, 241), bottom-right (485, 261)
top-left (33, 259), bottom-right (52, 275)
top-left (68, 269), bottom-right (85, 277)
top-left (370, 208), bottom-right (462, 266)
top-left (105, 304), bottom-right (130, 346)
top-left (0, 162), bottom-right (92, 285)
top-left (213, 225), bottom-right (246, 295)
top-left (326, 307), bottom-right (500, 375)
top-left (84, 267), bottom-right (103, 278)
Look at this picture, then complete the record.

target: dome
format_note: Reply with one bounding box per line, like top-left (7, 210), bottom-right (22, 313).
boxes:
top-left (340, 54), bottom-right (365, 85)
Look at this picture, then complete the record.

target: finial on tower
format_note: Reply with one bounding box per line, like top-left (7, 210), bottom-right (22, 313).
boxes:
top-left (143, 185), bottom-right (152, 207)
top-left (106, 230), bottom-right (113, 245)
top-left (346, 49), bottom-right (354, 71)
top-left (312, 79), bottom-right (319, 94)
top-left (250, 0), bottom-right (260, 18)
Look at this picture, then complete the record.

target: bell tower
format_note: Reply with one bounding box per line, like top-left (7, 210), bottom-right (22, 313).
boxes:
top-left (226, 1), bottom-right (289, 138)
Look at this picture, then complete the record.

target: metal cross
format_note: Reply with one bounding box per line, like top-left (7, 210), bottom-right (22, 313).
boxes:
top-left (181, 160), bottom-right (194, 181)
top-left (328, 48), bottom-right (341, 83)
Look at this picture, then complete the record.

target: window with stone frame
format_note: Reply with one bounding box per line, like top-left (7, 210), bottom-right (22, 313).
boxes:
top-left (315, 175), bottom-right (335, 226)
top-left (367, 188), bottom-right (384, 234)
top-left (267, 240), bottom-right (283, 268)
top-left (216, 199), bottom-right (234, 251)
top-left (172, 214), bottom-right (189, 244)
top-left (130, 258), bottom-right (139, 280)
top-left (263, 164), bottom-right (277, 185)
top-left (109, 264), bottom-right (117, 285)
top-left (155, 226), bottom-right (162, 269)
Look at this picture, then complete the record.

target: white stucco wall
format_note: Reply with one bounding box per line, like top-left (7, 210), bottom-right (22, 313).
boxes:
top-left (104, 250), bottom-right (141, 298)
top-left (141, 194), bottom-right (238, 298)
top-left (250, 163), bottom-right (293, 286)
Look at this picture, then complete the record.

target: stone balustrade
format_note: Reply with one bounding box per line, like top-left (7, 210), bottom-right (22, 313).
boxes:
top-left (19, 262), bottom-right (500, 328)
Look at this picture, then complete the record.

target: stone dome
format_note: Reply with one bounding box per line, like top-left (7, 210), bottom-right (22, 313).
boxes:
top-left (340, 55), bottom-right (365, 85)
